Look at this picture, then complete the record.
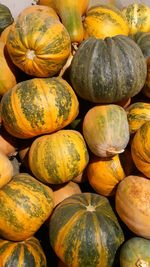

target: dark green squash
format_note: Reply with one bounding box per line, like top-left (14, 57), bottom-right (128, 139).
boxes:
top-left (0, 236), bottom-right (47, 267)
top-left (69, 35), bottom-right (147, 103)
top-left (0, 4), bottom-right (14, 34)
top-left (49, 192), bottom-right (124, 267)
top-left (120, 237), bottom-right (150, 267)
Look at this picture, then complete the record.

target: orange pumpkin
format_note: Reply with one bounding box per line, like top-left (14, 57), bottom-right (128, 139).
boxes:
top-left (0, 151), bottom-right (13, 188)
top-left (0, 125), bottom-right (18, 156)
top-left (0, 24), bottom-right (12, 44)
top-left (6, 5), bottom-right (71, 77)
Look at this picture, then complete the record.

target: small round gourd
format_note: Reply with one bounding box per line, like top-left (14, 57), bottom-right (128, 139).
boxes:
top-left (49, 192), bottom-right (124, 267)
top-left (29, 130), bottom-right (89, 184)
top-left (0, 236), bottom-right (47, 267)
top-left (70, 35), bottom-right (147, 103)
top-left (83, 104), bottom-right (129, 157)
top-left (131, 121), bottom-right (150, 178)
top-left (120, 237), bottom-right (150, 267)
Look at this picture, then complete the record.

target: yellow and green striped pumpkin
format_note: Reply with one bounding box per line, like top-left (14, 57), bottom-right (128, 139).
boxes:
top-left (122, 3), bottom-right (150, 35)
top-left (1, 77), bottom-right (79, 139)
top-left (0, 236), bottom-right (47, 267)
top-left (29, 130), bottom-right (89, 184)
top-left (126, 102), bottom-right (150, 134)
top-left (131, 121), bottom-right (150, 178)
top-left (6, 5), bottom-right (71, 77)
top-left (49, 192), bottom-right (124, 267)
top-left (0, 173), bottom-right (54, 241)
top-left (83, 4), bottom-right (129, 39)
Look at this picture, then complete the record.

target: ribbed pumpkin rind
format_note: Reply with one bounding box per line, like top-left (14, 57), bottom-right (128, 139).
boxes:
top-left (1, 77), bottom-right (79, 139)
top-left (0, 237), bottom-right (47, 267)
top-left (0, 173), bottom-right (54, 241)
top-left (83, 5), bottom-right (129, 39)
top-left (29, 130), bottom-right (89, 184)
top-left (131, 121), bottom-right (150, 178)
top-left (6, 7), bottom-right (71, 77)
top-left (119, 237), bottom-right (150, 267)
top-left (49, 192), bottom-right (124, 267)
top-left (70, 35), bottom-right (147, 103)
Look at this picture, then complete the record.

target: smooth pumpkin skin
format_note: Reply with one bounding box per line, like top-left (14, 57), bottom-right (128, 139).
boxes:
top-left (87, 154), bottom-right (126, 197)
top-left (83, 5), bottom-right (129, 39)
top-left (0, 173), bottom-right (54, 241)
top-left (0, 151), bottom-right (13, 188)
top-left (1, 77), bottom-right (79, 139)
top-left (0, 4), bottom-right (14, 34)
top-left (0, 41), bottom-right (17, 96)
top-left (29, 130), bottom-right (89, 184)
top-left (0, 236), bottom-right (47, 267)
top-left (120, 237), bottom-right (150, 267)
top-left (37, 0), bottom-right (55, 9)
top-left (83, 104), bottom-right (129, 157)
top-left (49, 192), bottom-right (124, 267)
top-left (115, 175), bottom-right (150, 239)
top-left (122, 3), bottom-right (150, 35)
top-left (0, 125), bottom-right (18, 156)
top-left (52, 0), bottom-right (89, 43)
top-left (0, 24), bottom-right (12, 44)
top-left (6, 5), bottom-right (71, 77)
top-left (69, 35), bottom-right (147, 103)
top-left (131, 121), bottom-right (150, 178)
top-left (126, 102), bottom-right (150, 134)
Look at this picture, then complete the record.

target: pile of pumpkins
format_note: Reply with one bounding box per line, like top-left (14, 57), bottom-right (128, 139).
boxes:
top-left (0, 0), bottom-right (150, 266)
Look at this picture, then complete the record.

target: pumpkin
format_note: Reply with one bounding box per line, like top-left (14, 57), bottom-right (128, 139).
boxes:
top-left (18, 139), bottom-right (34, 169)
top-left (0, 236), bottom-right (47, 267)
top-left (0, 125), bottom-right (18, 156)
top-left (83, 5), bottom-right (129, 39)
top-left (69, 35), bottom-right (147, 103)
top-left (0, 4), bottom-right (14, 34)
top-left (122, 3), bottom-right (150, 35)
top-left (37, 0), bottom-right (55, 9)
top-left (83, 104), bottom-right (129, 157)
top-left (1, 77), bottom-right (79, 139)
top-left (0, 151), bottom-right (13, 188)
top-left (131, 121), bottom-right (150, 178)
top-left (115, 175), bottom-right (150, 238)
top-left (0, 24), bottom-right (12, 44)
top-left (87, 149), bottom-right (134, 196)
top-left (52, 0), bottom-right (89, 43)
top-left (29, 130), bottom-right (89, 184)
top-left (126, 102), bottom-right (150, 134)
top-left (0, 41), bottom-right (17, 96)
top-left (52, 181), bottom-right (81, 207)
top-left (119, 237), bottom-right (150, 267)
top-left (6, 5), bottom-right (71, 77)
top-left (131, 32), bottom-right (150, 98)
top-left (58, 260), bottom-right (68, 267)
top-left (49, 192), bottom-right (124, 267)
top-left (0, 173), bottom-right (54, 241)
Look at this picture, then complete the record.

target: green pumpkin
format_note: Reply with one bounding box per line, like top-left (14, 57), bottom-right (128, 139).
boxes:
top-left (69, 35), bottom-right (147, 103)
top-left (120, 237), bottom-right (150, 267)
top-left (49, 192), bottom-right (124, 267)
top-left (0, 236), bottom-right (47, 267)
top-left (0, 4), bottom-right (14, 34)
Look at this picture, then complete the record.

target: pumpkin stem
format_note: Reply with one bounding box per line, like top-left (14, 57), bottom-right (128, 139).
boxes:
top-left (136, 259), bottom-right (149, 267)
top-left (59, 53), bottom-right (73, 77)
top-left (26, 49), bottom-right (36, 60)
top-left (106, 148), bottom-right (124, 156)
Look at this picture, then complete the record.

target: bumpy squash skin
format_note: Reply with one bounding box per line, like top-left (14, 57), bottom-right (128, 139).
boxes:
top-left (122, 3), bottom-right (150, 35)
top-left (53, 0), bottom-right (89, 43)
top-left (0, 173), bottom-right (54, 241)
top-left (6, 5), bottom-right (71, 77)
top-left (83, 5), bottom-right (129, 39)
top-left (0, 41), bottom-right (17, 96)
top-left (29, 130), bottom-right (89, 184)
top-left (87, 154), bottom-right (126, 196)
top-left (70, 35), bottom-right (147, 103)
top-left (131, 121), bottom-right (150, 178)
top-left (0, 4), bottom-right (14, 34)
top-left (83, 105), bottom-right (130, 157)
top-left (115, 175), bottom-right (150, 239)
top-left (120, 237), bottom-right (150, 267)
top-left (127, 102), bottom-right (150, 134)
top-left (0, 237), bottom-right (47, 267)
top-left (1, 77), bottom-right (79, 139)
top-left (49, 192), bottom-right (124, 267)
